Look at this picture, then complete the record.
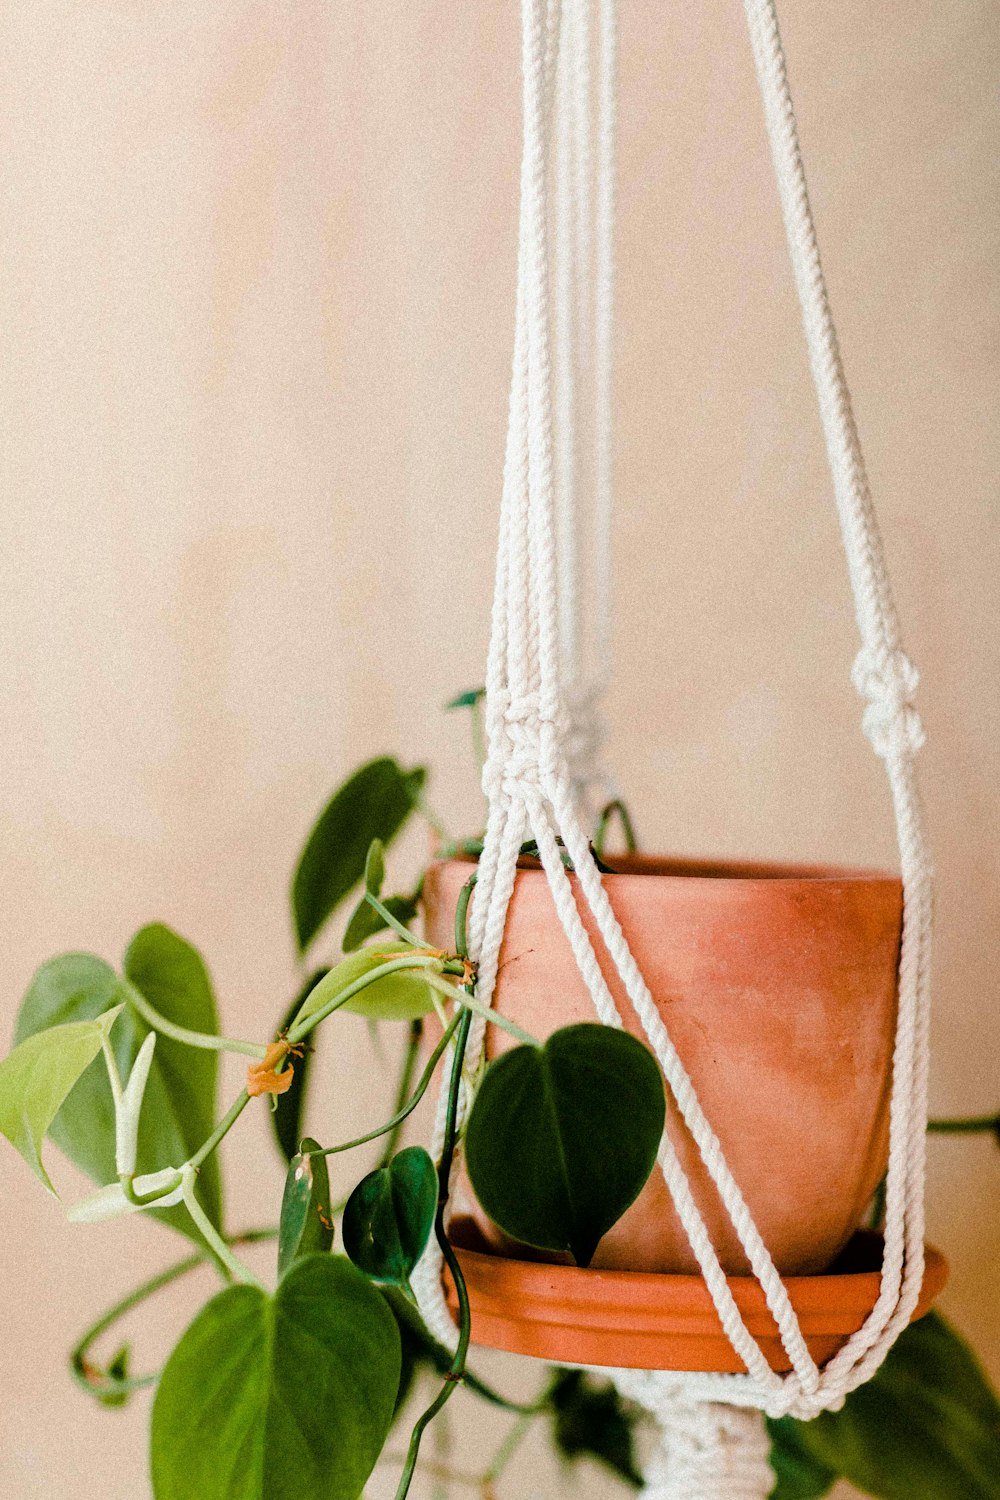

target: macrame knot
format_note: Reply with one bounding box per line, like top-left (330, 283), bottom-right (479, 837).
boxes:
top-left (851, 645), bottom-right (926, 759)
top-left (481, 689), bottom-right (563, 802)
top-left (611, 1375), bottom-right (775, 1500)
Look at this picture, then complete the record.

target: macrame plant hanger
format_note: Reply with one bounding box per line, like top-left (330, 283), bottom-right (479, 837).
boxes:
top-left (412, 1), bottom-right (933, 1495)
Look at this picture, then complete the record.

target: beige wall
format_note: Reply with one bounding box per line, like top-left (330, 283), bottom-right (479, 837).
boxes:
top-left (0, 3), bottom-right (997, 1497)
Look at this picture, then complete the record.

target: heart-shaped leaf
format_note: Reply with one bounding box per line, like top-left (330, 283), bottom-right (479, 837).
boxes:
top-left (293, 944), bottom-right (439, 1026)
top-left (278, 1138), bottom-right (333, 1278)
top-left (292, 759), bottom-right (426, 954)
top-left (270, 971), bottom-right (329, 1164)
top-left (151, 1255), bottom-right (401, 1500)
top-left (342, 1145), bottom-right (438, 1286)
top-left (14, 926), bottom-right (222, 1242)
top-left (0, 1007), bottom-right (122, 1192)
top-left (790, 1311), bottom-right (1000, 1498)
top-left (464, 1023), bottom-right (665, 1267)
top-left (767, 1418), bottom-right (836, 1498)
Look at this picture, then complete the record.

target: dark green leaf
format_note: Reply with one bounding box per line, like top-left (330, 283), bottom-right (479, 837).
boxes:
top-left (549, 1368), bottom-right (644, 1488)
top-left (465, 1023), bottom-right (665, 1267)
top-left (445, 688), bottom-right (485, 709)
top-left (151, 1255), bottom-right (401, 1500)
top-left (278, 1138), bottom-right (333, 1278)
top-left (793, 1312), bottom-right (1000, 1499)
top-left (270, 971), bottom-right (328, 1164)
top-left (342, 894), bottom-right (420, 954)
top-left (14, 930), bottom-right (222, 1242)
top-left (292, 758), bottom-right (426, 954)
top-left (342, 1145), bottom-right (437, 1286)
top-left (767, 1418), bottom-right (836, 1499)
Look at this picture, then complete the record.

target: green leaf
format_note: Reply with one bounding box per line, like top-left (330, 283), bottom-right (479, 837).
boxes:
top-left (277, 1138), bottom-right (333, 1279)
top-left (151, 1255), bottom-right (401, 1500)
top-left (364, 838), bottom-right (385, 896)
top-left (549, 1368), bottom-right (644, 1489)
top-left (767, 1418), bottom-right (836, 1499)
top-left (342, 894), bottom-right (421, 954)
top-left (464, 1023), bottom-right (665, 1267)
top-left (445, 687), bottom-right (485, 710)
top-left (270, 971), bottom-right (328, 1164)
top-left (794, 1311), bottom-right (1000, 1499)
top-left (14, 929), bottom-right (223, 1243)
top-left (292, 758), bottom-right (426, 954)
top-left (123, 925), bottom-right (222, 1228)
top-left (293, 944), bottom-right (440, 1026)
top-left (0, 1007), bottom-right (122, 1192)
top-left (342, 1146), bottom-right (437, 1286)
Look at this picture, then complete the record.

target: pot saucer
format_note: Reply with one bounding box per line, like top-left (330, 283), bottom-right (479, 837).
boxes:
top-left (445, 1222), bottom-right (947, 1372)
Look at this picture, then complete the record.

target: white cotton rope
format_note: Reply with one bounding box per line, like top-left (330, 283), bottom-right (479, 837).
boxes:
top-left (412, 0), bottom-right (933, 1493)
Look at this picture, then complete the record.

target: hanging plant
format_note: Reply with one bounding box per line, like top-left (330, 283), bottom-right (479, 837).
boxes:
top-left (1, 732), bottom-right (998, 1499)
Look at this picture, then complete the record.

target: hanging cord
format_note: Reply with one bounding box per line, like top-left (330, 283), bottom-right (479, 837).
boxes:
top-left (414, 0), bottom-right (933, 1467)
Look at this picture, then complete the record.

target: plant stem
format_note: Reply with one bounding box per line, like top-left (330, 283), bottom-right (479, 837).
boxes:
top-left (454, 874), bottom-right (477, 958)
top-left (928, 1113), bottom-right (1000, 1136)
top-left (189, 1089), bottom-right (251, 1170)
top-left (286, 954), bottom-right (451, 1047)
top-left (483, 1409), bottom-right (537, 1485)
top-left (364, 891), bottom-right (427, 948)
top-left (394, 1007), bottom-right (473, 1500)
top-left (593, 798), bottom-right (638, 859)
top-left (310, 1016), bottom-right (460, 1160)
top-left (180, 1168), bottom-right (263, 1288)
top-left (70, 1227), bottom-right (278, 1401)
top-left (123, 979), bottom-right (267, 1060)
top-left (418, 795), bottom-right (452, 845)
top-left (380, 1020), bottom-right (425, 1166)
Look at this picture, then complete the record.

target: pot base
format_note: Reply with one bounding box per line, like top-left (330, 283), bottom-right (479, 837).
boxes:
top-left (445, 1223), bottom-right (947, 1372)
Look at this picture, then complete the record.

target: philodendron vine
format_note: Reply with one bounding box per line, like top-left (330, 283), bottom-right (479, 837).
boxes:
top-left (2, 698), bottom-right (999, 1500)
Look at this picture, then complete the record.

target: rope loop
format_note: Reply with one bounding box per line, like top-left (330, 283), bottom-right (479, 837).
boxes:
top-left (852, 645), bottom-right (926, 759)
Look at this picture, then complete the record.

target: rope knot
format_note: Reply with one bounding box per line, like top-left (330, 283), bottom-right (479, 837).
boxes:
top-left (480, 688), bottom-right (563, 802)
top-left (851, 646), bottom-right (925, 759)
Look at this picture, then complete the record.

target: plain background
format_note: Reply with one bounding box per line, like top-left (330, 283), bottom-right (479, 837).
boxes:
top-left (0, 2), bottom-right (997, 1496)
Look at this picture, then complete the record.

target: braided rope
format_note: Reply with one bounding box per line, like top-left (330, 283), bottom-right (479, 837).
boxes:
top-left (413, 0), bottom-right (933, 1490)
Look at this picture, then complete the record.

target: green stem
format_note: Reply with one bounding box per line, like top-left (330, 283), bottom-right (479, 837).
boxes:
top-left (483, 1409), bottom-right (537, 1485)
top-left (70, 1227), bottom-right (278, 1401)
top-left (364, 891), bottom-right (426, 948)
top-left (394, 1008), bottom-right (473, 1500)
top-left (286, 955), bottom-right (451, 1047)
top-left (928, 1114), bottom-right (1000, 1135)
top-left (380, 1020), bottom-right (425, 1166)
top-left (418, 796), bottom-right (452, 845)
top-left (455, 873), bottom-right (477, 958)
top-left (309, 1016), bottom-right (460, 1160)
top-left (180, 1168), bottom-right (263, 1288)
top-left (190, 1089), bottom-right (251, 1170)
top-left (593, 798), bottom-right (638, 859)
top-left (422, 974), bottom-right (537, 1047)
top-left (123, 979), bottom-right (267, 1060)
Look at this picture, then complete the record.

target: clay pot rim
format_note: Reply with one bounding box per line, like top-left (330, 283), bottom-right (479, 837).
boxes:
top-left (435, 851), bottom-right (901, 887)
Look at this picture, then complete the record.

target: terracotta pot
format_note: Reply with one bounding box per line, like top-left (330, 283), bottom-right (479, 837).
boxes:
top-left (422, 853), bottom-right (903, 1277)
top-left (444, 1221), bottom-right (948, 1372)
